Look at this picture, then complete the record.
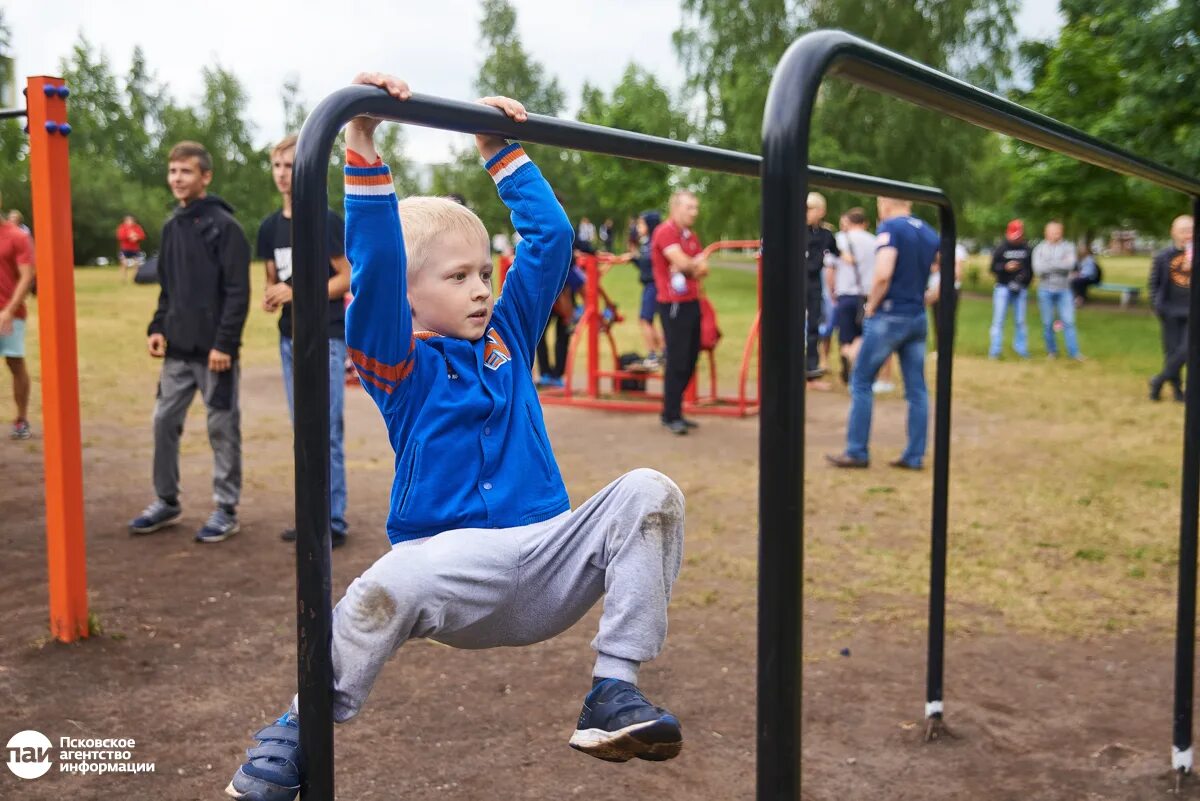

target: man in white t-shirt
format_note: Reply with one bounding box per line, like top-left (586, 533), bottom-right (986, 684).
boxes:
top-left (827, 207), bottom-right (876, 383)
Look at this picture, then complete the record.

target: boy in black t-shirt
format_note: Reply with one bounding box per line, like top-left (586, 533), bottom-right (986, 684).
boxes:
top-left (259, 134), bottom-right (353, 546)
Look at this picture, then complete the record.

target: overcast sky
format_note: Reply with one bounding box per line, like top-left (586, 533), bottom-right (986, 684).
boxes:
top-left (9, 0), bottom-right (1063, 164)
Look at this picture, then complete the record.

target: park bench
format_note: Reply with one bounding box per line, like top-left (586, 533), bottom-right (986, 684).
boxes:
top-left (1094, 282), bottom-right (1141, 308)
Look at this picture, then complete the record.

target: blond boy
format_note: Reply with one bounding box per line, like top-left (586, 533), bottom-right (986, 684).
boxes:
top-left (225, 74), bottom-right (685, 801)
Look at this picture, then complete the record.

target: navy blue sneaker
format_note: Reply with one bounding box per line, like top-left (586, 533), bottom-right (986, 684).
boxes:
top-left (569, 678), bottom-right (683, 762)
top-left (196, 507), bottom-right (240, 544)
top-left (129, 498), bottom-right (182, 535)
top-left (225, 712), bottom-right (303, 801)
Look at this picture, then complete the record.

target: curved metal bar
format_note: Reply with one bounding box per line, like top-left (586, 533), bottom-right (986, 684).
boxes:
top-left (291, 84), bottom-right (953, 801)
top-left (804, 29), bottom-right (1200, 196)
top-left (761, 28), bottom-right (1200, 798)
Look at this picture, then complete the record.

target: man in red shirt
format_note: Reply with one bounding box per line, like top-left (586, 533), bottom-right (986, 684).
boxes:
top-left (651, 189), bottom-right (708, 435)
top-left (0, 204), bottom-right (36, 439)
top-left (116, 214), bottom-right (147, 282)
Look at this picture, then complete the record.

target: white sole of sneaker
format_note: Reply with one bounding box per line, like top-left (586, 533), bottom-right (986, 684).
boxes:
top-left (569, 719), bottom-right (683, 762)
top-left (224, 773), bottom-right (299, 801)
top-left (197, 522), bottom-right (240, 544)
top-left (129, 512), bottom-right (183, 535)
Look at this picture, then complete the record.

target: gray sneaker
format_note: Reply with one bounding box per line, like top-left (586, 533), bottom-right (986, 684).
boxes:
top-left (196, 507), bottom-right (240, 544)
top-left (129, 499), bottom-right (183, 535)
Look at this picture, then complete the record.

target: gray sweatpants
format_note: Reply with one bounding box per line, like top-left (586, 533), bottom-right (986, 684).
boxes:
top-left (152, 357), bottom-right (242, 508)
top-left (322, 468), bottom-right (684, 723)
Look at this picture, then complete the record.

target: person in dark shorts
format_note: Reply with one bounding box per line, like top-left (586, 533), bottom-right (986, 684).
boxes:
top-left (631, 211), bottom-right (664, 369)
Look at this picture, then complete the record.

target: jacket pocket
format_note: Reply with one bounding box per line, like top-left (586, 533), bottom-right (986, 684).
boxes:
top-left (207, 368), bottom-right (236, 411)
top-left (396, 445), bottom-right (421, 521)
top-left (524, 403), bottom-right (555, 482)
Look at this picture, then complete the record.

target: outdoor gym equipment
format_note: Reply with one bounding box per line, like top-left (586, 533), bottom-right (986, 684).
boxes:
top-left (537, 239), bottom-right (763, 417)
top-left (292, 77), bottom-right (952, 801)
top-left (8, 78), bottom-right (87, 644)
top-left (763, 29), bottom-right (1199, 794)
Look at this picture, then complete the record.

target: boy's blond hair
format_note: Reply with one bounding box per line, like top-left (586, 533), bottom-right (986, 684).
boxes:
top-left (398, 196), bottom-right (490, 277)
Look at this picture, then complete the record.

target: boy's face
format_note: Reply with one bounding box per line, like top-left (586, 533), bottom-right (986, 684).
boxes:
top-left (272, 147), bottom-right (294, 196)
top-left (408, 233), bottom-right (494, 340)
top-left (167, 157), bottom-right (212, 204)
top-left (1044, 222), bottom-right (1063, 242)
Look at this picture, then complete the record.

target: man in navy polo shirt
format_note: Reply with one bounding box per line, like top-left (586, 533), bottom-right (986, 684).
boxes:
top-left (827, 197), bottom-right (940, 470)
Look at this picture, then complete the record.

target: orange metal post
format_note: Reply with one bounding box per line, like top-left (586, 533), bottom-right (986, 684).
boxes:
top-left (27, 76), bottom-right (88, 643)
top-left (584, 255), bottom-right (600, 398)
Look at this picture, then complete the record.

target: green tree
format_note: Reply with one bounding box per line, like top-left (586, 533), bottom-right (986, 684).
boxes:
top-left (574, 65), bottom-right (688, 236)
top-left (58, 36), bottom-right (171, 261)
top-left (433, 0), bottom-right (574, 236)
top-left (1008, 0), bottom-right (1198, 236)
top-left (0, 9), bottom-right (29, 225)
top-left (674, 0), bottom-right (1019, 240)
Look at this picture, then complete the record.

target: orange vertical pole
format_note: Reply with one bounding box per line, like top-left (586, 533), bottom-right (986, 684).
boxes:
top-left (28, 76), bottom-right (88, 643)
top-left (584, 255), bottom-right (599, 398)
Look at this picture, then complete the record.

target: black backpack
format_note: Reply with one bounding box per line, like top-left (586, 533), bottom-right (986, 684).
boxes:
top-left (618, 352), bottom-right (647, 392)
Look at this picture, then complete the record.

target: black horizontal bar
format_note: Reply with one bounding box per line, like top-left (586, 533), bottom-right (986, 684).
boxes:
top-left (797, 29), bottom-right (1200, 197)
top-left (306, 86), bottom-right (949, 206)
top-left (0, 107), bottom-right (27, 120)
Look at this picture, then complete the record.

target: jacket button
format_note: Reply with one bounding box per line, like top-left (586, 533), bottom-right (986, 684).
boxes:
top-left (483, 482), bottom-right (493, 491)
top-left (483, 427), bottom-right (491, 436)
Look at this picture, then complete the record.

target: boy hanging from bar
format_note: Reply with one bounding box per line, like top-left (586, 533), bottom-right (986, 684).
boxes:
top-left (225, 73), bottom-right (686, 801)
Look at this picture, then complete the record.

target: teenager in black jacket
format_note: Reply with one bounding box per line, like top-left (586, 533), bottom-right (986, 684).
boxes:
top-left (130, 141), bottom-right (250, 543)
top-left (987, 219), bottom-right (1033, 359)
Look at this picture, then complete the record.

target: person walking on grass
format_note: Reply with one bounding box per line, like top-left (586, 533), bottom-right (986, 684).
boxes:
top-left (0, 195), bottom-right (35, 440)
top-left (116, 214), bottom-right (147, 282)
top-left (259, 134), bottom-right (353, 547)
top-left (827, 197), bottom-right (939, 471)
top-left (1033, 220), bottom-right (1083, 361)
top-left (1149, 214), bottom-right (1195, 402)
top-left (128, 141), bottom-right (250, 544)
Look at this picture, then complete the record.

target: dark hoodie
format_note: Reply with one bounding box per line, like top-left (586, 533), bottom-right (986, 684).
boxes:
top-left (148, 194), bottom-right (250, 361)
top-left (990, 238), bottom-right (1034, 290)
top-left (633, 210), bottom-right (662, 284)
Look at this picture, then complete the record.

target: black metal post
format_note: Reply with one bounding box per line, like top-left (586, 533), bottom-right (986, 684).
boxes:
top-left (1174, 195), bottom-right (1200, 775)
top-left (291, 115), bottom-right (342, 801)
top-left (925, 207), bottom-right (958, 740)
top-left (760, 44), bottom-right (956, 798)
top-left (0, 107), bottom-right (27, 120)
top-left (770, 29), bottom-right (1200, 782)
top-left (758, 58), bottom-right (816, 801)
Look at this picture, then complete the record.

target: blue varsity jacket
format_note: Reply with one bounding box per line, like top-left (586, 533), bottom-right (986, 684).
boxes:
top-left (344, 143), bottom-right (575, 544)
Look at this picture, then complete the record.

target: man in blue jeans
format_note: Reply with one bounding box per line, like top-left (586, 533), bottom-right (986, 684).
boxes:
top-left (988, 219), bottom-right (1033, 359)
top-left (827, 196), bottom-right (939, 470)
top-left (259, 134), bottom-right (352, 547)
top-left (1032, 220), bottom-right (1083, 361)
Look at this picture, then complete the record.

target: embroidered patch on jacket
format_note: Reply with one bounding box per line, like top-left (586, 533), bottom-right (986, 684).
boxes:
top-left (483, 327), bottom-right (512, 371)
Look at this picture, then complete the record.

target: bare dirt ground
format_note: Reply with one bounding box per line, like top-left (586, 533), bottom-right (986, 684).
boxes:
top-left (2, 365), bottom-right (1196, 800)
